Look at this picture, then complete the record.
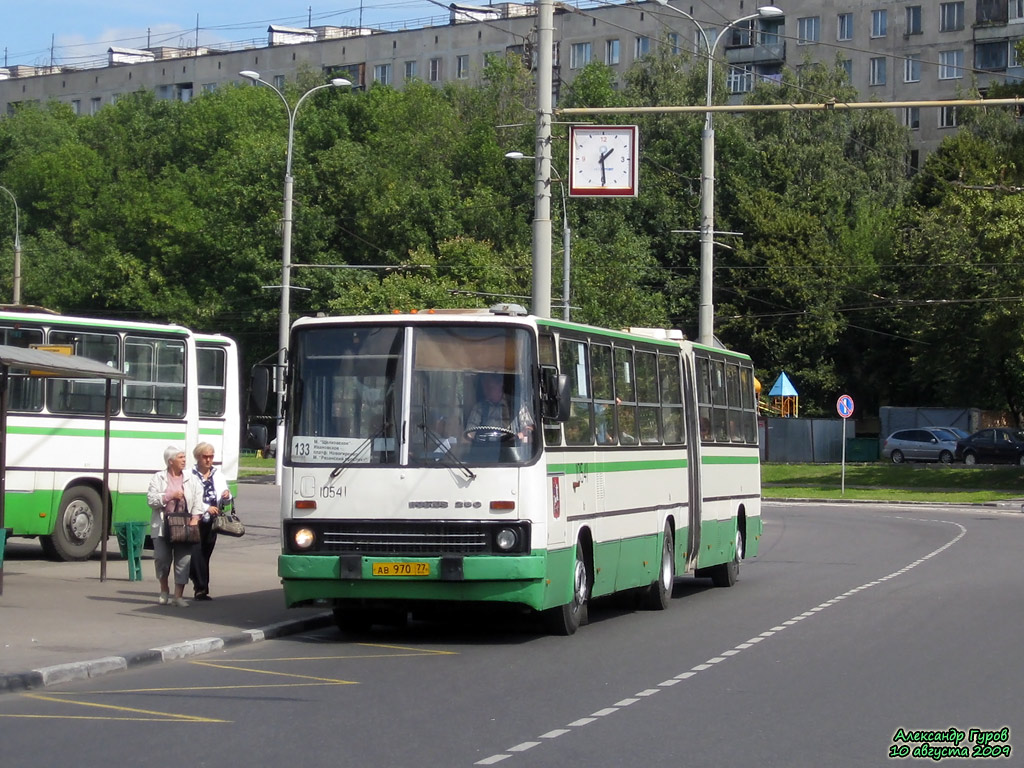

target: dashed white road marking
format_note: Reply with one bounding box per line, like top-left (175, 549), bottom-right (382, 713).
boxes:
top-left (473, 519), bottom-right (967, 766)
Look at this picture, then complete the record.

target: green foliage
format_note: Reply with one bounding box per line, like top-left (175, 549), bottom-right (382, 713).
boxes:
top-left (0, 50), bottom-right (1021, 422)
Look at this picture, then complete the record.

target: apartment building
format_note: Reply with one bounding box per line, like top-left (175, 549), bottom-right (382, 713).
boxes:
top-left (0, 1), bottom-right (1020, 156)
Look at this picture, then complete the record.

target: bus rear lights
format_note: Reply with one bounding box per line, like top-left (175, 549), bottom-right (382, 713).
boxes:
top-left (495, 528), bottom-right (519, 551)
top-left (293, 528), bottom-right (316, 550)
top-left (295, 500), bottom-right (317, 510)
top-left (489, 500), bottom-right (516, 511)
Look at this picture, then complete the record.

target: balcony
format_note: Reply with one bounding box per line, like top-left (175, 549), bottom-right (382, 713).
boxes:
top-left (725, 41), bottom-right (786, 66)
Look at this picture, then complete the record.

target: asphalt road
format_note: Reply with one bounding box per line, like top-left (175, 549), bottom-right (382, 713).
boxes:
top-left (0, 500), bottom-right (1018, 768)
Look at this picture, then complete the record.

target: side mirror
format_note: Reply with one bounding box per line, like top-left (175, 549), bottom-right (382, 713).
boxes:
top-left (249, 365), bottom-right (271, 416)
top-left (540, 365), bottom-right (571, 422)
top-left (247, 423), bottom-right (269, 451)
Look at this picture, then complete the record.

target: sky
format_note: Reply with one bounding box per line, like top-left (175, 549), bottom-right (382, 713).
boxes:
top-left (0, 1), bottom-right (464, 69)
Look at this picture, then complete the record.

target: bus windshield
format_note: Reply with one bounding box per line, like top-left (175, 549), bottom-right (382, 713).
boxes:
top-left (289, 323), bottom-right (538, 466)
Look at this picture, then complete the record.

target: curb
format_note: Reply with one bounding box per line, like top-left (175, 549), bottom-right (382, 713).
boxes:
top-left (0, 611), bottom-right (334, 695)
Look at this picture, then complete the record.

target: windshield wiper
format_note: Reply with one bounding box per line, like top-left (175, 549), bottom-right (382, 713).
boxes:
top-left (329, 423), bottom-right (388, 479)
top-left (417, 422), bottom-right (476, 481)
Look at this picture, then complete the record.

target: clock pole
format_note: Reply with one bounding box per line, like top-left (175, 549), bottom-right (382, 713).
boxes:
top-left (532, 0), bottom-right (554, 319)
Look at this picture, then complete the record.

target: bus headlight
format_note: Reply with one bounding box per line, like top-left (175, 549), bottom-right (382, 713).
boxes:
top-left (293, 527), bottom-right (316, 550)
top-left (495, 527), bottom-right (518, 551)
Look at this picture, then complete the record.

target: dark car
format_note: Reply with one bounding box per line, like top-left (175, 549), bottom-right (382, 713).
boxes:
top-left (881, 428), bottom-right (961, 464)
top-left (955, 428), bottom-right (1024, 466)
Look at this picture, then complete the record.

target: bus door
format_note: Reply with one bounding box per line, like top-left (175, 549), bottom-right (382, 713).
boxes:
top-left (682, 353), bottom-right (703, 572)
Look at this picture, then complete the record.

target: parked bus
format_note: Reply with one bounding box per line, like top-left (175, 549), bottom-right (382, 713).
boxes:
top-left (0, 309), bottom-right (239, 560)
top-left (274, 305), bottom-right (761, 634)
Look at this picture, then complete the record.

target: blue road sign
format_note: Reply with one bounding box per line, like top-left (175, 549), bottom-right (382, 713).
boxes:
top-left (836, 394), bottom-right (855, 419)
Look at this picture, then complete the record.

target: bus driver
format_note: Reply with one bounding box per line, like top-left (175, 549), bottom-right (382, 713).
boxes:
top-left (465, 372), bottom-right (534, 442)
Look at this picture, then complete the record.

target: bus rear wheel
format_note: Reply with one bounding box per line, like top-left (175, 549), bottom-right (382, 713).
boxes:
top-left (42, 486), bottom-right (104, 561)
top-left (641, 524), bottom-right (674, 610)
top-left (710, 526), bottom-right (743, 588)
top-left (543, 543), bottom-right (589, 635)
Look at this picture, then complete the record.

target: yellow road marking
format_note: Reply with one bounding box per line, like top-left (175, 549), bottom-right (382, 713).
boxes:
top-left (189, 660), bottom-right (357, 684)
top-left (20, 693), bottom-right (228, 722)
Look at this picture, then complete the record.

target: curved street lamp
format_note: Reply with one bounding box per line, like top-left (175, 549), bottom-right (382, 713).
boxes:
top-left (505, 151), bottom-right (572, 321)
top-left (239, 70), bottom-right (351, 484)
top-left (653, 1), bottom-right (784, 345)
top-left (0, 185), bottom-right (21, 304)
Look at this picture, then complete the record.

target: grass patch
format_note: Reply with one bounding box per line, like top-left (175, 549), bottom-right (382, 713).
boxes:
top-left (239, 452), bottom-right (274, 477)
top-left (762, 463), bottom-right (1024, 503)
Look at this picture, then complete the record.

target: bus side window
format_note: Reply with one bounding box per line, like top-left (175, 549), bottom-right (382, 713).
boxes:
top-left (636, 350), bottom-right (660, 444)
top-left (591, 344), bottom-right (614, 445)
top-left (659, 353), bottom-right (684, 444)
top-left (613, 347), bottom-right (637, 445)
top-left (560, 338), bottom-right (592, 446)
top-left (696, 357), bottom-right (713, 442)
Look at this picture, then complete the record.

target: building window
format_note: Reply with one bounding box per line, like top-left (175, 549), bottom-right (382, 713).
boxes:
top-left (976, 41), bottom-right (1009, 71)
top-left (837, 13), bottom-right (853, 41)
top-left (871, 9), bottom-right (887, 38)
top-left (909, 150), bottom-right (920, 173)
top-left (939, 49), bottom-right (964, 79)
top-left (606, 38), bottom-right (620, 65)
top-left (906, 6), bottom-right (922, 34)
top-left (634, 36), bottom-right (651, 57)
top-left (570, 42), bottom-right (592, 69)
top-left (1013, 0), bottom-right (1024, 22)
top-left (429, 58), bottom-right (442, 82)
top-left (405, 60), bottom-right (418, 80)
top-left (1012, 41), bottom-right (1020, 68)
top-left (798, 16), bottom-right (821, 44)
top-left (374, 63), bottom-right (392, 85)
top-left (939, 105), bottom-right (958, 128)
top-left (667, 32), bottom-right (681, 55)
top-left (869, 57), bottom-right (887, 85)
top-left (71, 99), bottom-right (81, 115)
top-left (273, 74), bottom-right (286, 90)
top-left (904, 54), bottom-right (921, 82)
top-left (841, 59), bottom-right (853, 80)
top-left (202, 83), bottom-right (217, 93)
top-left (904, 106), bottom-right (920, 129)
top-left (89, 97), bottom-right (101, 115)
top-left (940, 2), bottom-right (965, 31)
top-left (976, 0), bottom-right (1007, 24)
top-left (456, 54), bottom-right (469, 79)
top-left (728, 65), bottom-right (753, 93)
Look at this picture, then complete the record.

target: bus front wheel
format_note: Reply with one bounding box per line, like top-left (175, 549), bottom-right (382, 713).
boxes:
top-left (42, 486), bottom-right (104, 561)
top-left (543, 543), bottom-right (589, 636)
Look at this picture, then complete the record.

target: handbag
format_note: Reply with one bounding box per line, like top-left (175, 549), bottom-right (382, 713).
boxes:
top-left (211, 499), bottom-right (245, 538)
top-left (164, 498), bottom-right (199, 544)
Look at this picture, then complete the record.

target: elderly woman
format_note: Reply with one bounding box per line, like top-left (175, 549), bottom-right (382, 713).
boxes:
top-left (146, 446), bottom-right (205, 607)
top-left (188, 441), bottom-right (231, 601)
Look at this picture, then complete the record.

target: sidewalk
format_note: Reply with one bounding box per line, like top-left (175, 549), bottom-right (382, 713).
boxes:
top-left (0, 480), bottom-right (332, 694)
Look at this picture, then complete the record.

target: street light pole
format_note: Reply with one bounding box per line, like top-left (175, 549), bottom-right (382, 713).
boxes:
top-left (0, 185), bottom-right (21, 305)
top-left (240, 71), bottom-right (350, 485)
top-left (653, 1), bottom-right (783, 346)
top-left (505, 151), bottom-right (571, 320)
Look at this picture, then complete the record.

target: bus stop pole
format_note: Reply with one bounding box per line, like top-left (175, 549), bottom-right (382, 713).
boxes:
top-left (0, 366), bottom-right (8, 595)
top-left (99, 378), bottom-right (112, 581)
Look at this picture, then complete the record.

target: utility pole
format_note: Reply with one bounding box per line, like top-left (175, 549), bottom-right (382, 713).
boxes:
top-left (532, 0), bottom-right (554, 319)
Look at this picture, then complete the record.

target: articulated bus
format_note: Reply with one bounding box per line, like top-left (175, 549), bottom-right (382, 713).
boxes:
top-left (276, 305), bottom-right (761, 634)
top-left (0, 309), bottom-right (239, 560)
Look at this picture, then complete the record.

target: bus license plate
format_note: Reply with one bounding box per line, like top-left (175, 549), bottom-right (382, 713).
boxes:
top-left (372, 562), bottom-right (431, 577)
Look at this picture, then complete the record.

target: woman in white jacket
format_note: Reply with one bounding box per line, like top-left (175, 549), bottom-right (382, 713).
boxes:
top-left (146, 446), bottom-right (205, 607)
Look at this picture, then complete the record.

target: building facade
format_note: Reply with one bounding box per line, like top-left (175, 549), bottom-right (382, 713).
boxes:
top-left (1, 1), bottom-right (1020, 156)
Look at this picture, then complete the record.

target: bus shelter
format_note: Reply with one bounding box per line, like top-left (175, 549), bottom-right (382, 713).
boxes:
top-left (0, 344), bottom-right (128, 594)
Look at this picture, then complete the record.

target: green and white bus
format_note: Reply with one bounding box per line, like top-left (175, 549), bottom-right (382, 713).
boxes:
top-left (276, 305), bottom-right (761, 634)
top-left (0, 309), bottom-right (239, 560)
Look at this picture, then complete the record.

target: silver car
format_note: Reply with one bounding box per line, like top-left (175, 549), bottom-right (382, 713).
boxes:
top-left (881, 427), bottom-right (961, 464)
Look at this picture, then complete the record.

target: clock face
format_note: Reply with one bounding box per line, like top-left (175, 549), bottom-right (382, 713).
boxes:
top-left (568, 125), bottom-right (639, 197)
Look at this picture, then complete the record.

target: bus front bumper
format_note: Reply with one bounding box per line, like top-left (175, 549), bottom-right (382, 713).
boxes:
top-left (279, 552), bottom-right (556, 610)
